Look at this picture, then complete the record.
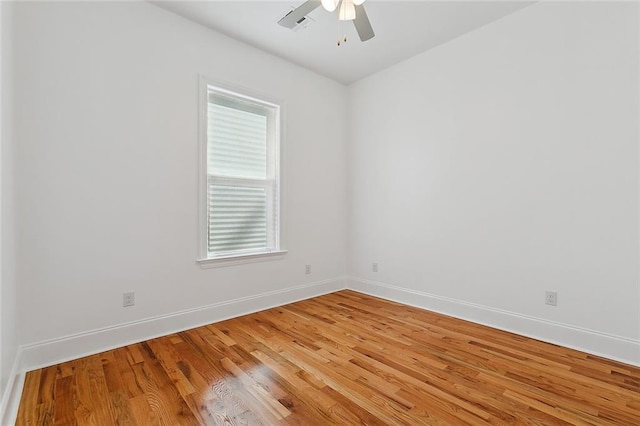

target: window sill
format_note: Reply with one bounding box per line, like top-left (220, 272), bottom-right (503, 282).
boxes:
top-left (197, 250), bottom-right (288, 268)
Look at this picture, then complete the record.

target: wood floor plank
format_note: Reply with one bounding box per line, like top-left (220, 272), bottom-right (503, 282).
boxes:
top-left (176, 329), bottom-right (267, 425)
top-left (52, 375), bottom-right (76, 426)
top-left (16, 290), bottom-right (640, 425)
top-left (108, 389), bottom-right (138, 426)
top-left (73, 356), bottom-right (117, 426)
top-left (17, 368), bottom-right (41, 424)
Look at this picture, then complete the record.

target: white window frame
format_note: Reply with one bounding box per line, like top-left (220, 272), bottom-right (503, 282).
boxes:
top-left (197, 77), bottom-right (286, 267)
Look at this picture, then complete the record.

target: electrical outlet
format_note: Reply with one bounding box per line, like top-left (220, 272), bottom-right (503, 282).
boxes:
top-left (372, 262), bottom-right (378, 272)
top-left (123, 292), bottom-right (135, 307)
top-left (305, 264), bottom-right (311, 275)
top-left (545, 291), bottom-right (557, 306)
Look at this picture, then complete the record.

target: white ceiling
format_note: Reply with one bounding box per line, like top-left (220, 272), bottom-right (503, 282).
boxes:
top-left (152, 1), bottom-right (533, 85)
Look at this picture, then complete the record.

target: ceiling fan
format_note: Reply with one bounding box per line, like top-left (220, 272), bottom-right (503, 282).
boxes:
top-left (278, 0), bottom-right (375, 42)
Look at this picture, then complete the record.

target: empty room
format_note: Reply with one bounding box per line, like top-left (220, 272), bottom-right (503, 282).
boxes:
top-left (1, 0), bottom-right (639, 424)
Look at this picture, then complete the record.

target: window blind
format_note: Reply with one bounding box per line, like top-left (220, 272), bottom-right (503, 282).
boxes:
top-left (208, 103), bottom-right (267, 179)
top-left (207, 183), bottom-right (267, 253)
top-left (206, 89), bottom-right (278, 257)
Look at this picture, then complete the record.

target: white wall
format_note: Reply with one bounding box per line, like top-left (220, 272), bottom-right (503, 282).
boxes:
top-left (6, 0), bottom-right (640, 382)
top-left (1, 0), bottom-right (18, 404)
top-left (348, 1), bottom-right (639, 361)
top-left (13, 1), bottom-right (348, 352)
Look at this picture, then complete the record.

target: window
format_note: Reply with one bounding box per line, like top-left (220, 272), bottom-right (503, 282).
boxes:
top-left (198, 81), bottom-right (284, 265)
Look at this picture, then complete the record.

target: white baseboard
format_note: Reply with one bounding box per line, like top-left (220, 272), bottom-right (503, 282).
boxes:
top-left (347, 276), bottom-right (640, 367)
top-left (19, 277), bottom-right (346, 373)
top-left (5, 274), bottom-right (640, 424)
top-left (1, 276), bottom-right (345, 423)
top-left (0, 350), bottom-right (24, 426)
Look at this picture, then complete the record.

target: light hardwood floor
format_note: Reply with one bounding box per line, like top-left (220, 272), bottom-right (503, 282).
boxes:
top-left (16, 290), bottom-right (640, 425)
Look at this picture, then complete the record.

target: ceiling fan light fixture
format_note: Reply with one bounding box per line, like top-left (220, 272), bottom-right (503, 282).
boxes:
top-left (321, 0), bottom-right (339, 12)
top-left (277, 0), bottom-right (375, 43)
top-left (339, 0), bottom-right (356, 21)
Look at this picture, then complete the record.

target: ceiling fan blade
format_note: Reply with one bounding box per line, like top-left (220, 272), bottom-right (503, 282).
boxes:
top-left (353, 4), bottom-right (375, 41)
top-left (278, 0), bottom-right (322, 29)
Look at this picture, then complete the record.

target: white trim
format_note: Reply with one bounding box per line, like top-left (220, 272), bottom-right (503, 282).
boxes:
top-left (18, 277), bottom-right (346, 372)
top-left (197, 75), bottom-right (286, 264)
top-left (0, 351), bottom-right (24, 426)
top-left (347, 276), bottom-right (640, 367)
top-left (197, 249), bottom-right (288, 268)
top-left (13, 277), bottom-right (640, 371)
top-left (197, 75), bottom-right (209, 261)
top-left (5, 276), bottom-right (640, 420)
